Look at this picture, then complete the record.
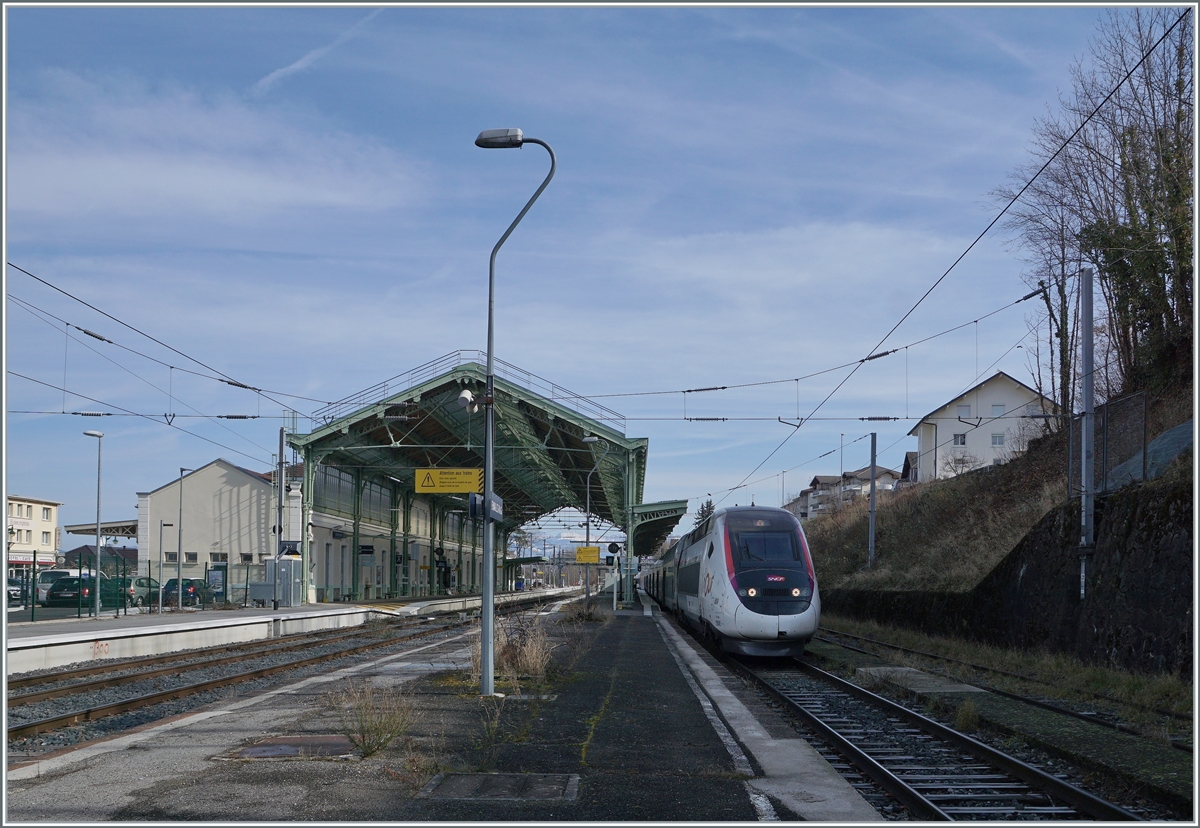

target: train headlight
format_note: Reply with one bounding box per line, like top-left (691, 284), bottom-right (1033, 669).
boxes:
top-left (792, 587), bottom-right (801, 597)
top-left (737, 588), bottom-right (747, 597)
top-left (747, 587), bottom-right (758, 597)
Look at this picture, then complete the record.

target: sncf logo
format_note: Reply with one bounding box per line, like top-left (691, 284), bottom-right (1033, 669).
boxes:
top-left (766, 575), bottom-right (785, 582)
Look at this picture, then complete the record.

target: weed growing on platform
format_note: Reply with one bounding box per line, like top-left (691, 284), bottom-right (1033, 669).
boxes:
top-left (476, 694), bottom-right (508, 769)
top-left (329, 679), bottom-right (416, 758)
top-left (954, 698), bottom-right (980, 732)
top-left (467, 614), bottom-right (555, 694)
top-left (561, 597), bottom-right (602, 623)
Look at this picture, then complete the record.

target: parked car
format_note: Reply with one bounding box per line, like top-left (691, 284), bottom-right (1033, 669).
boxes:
top-left (37, 569), bottom-right (107, 606)
top-left (119, 576), bottom-right (160, 607)
top-left (45, 575), bottom-right (127, 608)
top-left (8, 577), bottom-right (29, 604)
top-left (161, 578), bottom-right (212, 607)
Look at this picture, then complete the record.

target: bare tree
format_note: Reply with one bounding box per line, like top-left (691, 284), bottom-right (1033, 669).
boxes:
top-left (940, 450), bottom-right (983, 478)
top-left (996, 8), bottom-right (1193, 400)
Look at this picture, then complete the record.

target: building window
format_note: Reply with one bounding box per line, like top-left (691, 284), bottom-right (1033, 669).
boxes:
top-left (993, 458), bottom-right (1004, 466)
top-left (166, 553), bottom-right (178, 562)
top-left (210, 553), bottom-right (228, 563)
top-left (240, 553), bottom-right (253, 563)
top-left (992, 433), bottom-right (1005, 447)
top-left (41, 532), bottom-right (51, 545)
top-left (6, 503), bottom-right (11, 517)
top-left (953, 434), bottom-right (966, 446)
top-left (42, 507), bottom-right (51, 521)
top-left (991, 404), bottom-right (1005, 417)
top-left (185, 552), bottom-right (198, 563)
top-left (26, 505), bottom-right (33, 518)
top-left (25, 530), bottom-right (32, 543)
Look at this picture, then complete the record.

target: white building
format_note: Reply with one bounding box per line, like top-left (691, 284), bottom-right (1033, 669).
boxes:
top-left (6, 496), bottom-right (62, 575)
top-left (908, 371), bottom-right (1056, 483)
top-left (136, 460), bottom-right (284, 584)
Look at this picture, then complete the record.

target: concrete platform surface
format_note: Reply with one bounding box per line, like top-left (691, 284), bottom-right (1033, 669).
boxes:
top-left (7, 593), bottom-right (882, 822)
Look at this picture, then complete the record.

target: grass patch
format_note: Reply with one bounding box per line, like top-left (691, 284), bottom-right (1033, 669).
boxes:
top-left (820, 613), bottom-right (1193, 740)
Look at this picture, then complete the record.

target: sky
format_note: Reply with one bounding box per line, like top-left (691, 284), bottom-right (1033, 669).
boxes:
top-left (4, 4), bottom-right (1112, 541)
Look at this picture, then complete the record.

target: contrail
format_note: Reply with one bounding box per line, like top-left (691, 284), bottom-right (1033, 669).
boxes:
top-left (248, 8), bottom-right (383, 97)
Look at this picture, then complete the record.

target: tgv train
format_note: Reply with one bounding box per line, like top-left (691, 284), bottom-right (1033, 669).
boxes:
top-left (641, 506), bottom-right (819, 657)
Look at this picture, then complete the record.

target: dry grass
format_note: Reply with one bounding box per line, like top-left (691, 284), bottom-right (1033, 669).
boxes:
top-left (806, 385), bottom-right (1191, 594)
top-left (560, 597), bottom-right (604, 623)
top-left (328, 679), bottom-right (417, 758)
top-left (467, 611), bottom-right (556, 694)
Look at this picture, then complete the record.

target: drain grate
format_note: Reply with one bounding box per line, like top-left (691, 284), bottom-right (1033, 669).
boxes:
top-left (232, 734), bottom-right (356, 760)
top-left (418, 773), bottom-right (579, 801)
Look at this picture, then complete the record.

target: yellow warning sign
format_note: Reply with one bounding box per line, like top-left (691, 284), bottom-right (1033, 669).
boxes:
top-left (415, 468), bottom-right (483, 493)
top-left (575, 546), bottom-right (600, 564)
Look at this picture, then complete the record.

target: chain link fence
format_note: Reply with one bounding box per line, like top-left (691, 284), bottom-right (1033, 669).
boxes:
top-left (1068, 391), bottom-right (1147, 496)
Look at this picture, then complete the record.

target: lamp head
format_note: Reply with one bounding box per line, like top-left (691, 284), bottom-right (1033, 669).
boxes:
top-left (582, 436), bottom-right (599, 444)
top-left (457, 389), bottom-right (478, 413)
top-left (83, 430), bottom-right (104, 438)
top-left (475, 128), bottom-right (524, 149)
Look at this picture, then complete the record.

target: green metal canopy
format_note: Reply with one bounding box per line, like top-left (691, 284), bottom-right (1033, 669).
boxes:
top-left (290, 352), bottom-right (654, 535)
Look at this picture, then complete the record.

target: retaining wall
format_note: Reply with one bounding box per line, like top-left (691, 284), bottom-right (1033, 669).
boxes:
top-left (826, 460), bottom-right (1192, 675)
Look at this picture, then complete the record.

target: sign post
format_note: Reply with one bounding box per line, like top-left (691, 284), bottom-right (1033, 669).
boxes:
top-left (576, 546), bottom-right (599, 601)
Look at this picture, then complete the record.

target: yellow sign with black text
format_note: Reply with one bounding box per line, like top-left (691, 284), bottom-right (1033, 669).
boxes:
top-left (575, 546), bottom-right (600, 564)
top-left (415, 468), bottom-right (483, 493)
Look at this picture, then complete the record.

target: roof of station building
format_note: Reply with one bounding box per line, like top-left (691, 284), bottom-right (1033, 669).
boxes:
top-left (289, 352), bottom-right (685, 550)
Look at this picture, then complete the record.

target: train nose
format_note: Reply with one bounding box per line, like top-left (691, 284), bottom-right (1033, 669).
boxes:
top-left (733, 604), bottom-right (779, 639)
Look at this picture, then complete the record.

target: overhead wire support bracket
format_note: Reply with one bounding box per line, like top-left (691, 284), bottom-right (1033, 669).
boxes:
top-left (778, 417), bottom-right (803, 428)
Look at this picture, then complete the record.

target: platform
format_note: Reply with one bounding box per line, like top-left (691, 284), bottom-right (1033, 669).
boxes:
top-left (6, 592), bottom-right (882, 822)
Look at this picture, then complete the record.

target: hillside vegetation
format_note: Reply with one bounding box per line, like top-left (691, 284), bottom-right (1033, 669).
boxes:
top-left (805, 387), bottom-right (1192, 594)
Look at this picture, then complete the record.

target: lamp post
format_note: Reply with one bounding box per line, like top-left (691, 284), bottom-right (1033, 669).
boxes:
top-left (84, 431), bottom-right (103, 617)
top-left (158, 521), bottom-right (173, 613)
top-left (177, 468), bottom-right (193, 609)
top-left (582, 436), bottom-right (610, 605)
top-left (475, 127), bottom-right (555, 697)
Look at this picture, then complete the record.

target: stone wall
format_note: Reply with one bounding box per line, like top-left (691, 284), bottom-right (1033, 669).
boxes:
top-left (825, 457), bottom-right (1192, 675)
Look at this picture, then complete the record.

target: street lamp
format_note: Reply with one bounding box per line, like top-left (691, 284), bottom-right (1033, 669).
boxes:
top-left (177, 468), bottom-right (193, 609)
top-left (158, 521), bottom-right (173, 614)
top-left (475, 127), bottom-right (555, 697)
top-left (84, 431), bottom-right (103, 617)
top-left (582, 436), bottom-right (610, 606)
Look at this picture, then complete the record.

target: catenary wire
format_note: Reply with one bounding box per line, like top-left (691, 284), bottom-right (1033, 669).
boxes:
top-left (10, 297), bottom-right (275, 454)
top-left (6, 263), bottom-right (325, 411)
top-left (6, 292), bottom-right (332, 405)
top-left (8, 371), bottom-right (271, 465)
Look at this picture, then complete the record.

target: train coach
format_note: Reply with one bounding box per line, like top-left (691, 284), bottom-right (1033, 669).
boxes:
top-left (641, 506), bottom-right (819, 657)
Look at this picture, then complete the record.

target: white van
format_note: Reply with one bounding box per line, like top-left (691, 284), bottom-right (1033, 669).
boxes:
top-left (36, 568), bottom-right (107, 606)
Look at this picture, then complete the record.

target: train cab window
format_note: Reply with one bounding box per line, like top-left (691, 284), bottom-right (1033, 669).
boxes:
top-left (727, 511), bottom-right (801, 564)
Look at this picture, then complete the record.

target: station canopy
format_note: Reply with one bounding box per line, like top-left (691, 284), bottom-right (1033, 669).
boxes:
top-left (289, 352), bottom-right (686, 554)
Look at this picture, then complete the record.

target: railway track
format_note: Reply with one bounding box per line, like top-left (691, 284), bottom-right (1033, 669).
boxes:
top-left (734, 658), bottom-right (1144, 821)
top-left (816, 627), bottom-right (1192, 751)
top-left (8, 595), bottom-right (559, 746)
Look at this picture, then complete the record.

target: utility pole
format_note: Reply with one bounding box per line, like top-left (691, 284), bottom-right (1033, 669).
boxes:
top-left (868, 433), bottom-right (877, 568)
top-left (274, 427), bottom-right (284, 610)
top-left (1079, 267), bottom-right (1095, 599)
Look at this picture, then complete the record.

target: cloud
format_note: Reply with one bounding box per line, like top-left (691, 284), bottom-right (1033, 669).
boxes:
top-left (7, 70), bottom-right (417, 227)
top-left (248, 8), bottom-right (384, 98)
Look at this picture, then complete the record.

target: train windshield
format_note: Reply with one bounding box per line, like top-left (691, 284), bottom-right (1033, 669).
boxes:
top-left (726, 511), bottom-right (801, 564)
